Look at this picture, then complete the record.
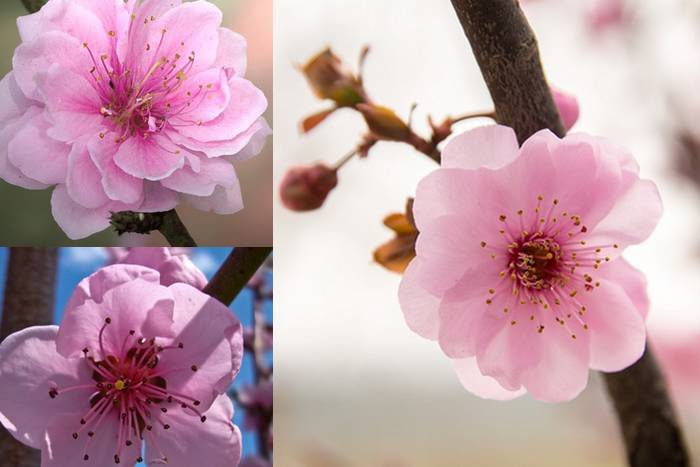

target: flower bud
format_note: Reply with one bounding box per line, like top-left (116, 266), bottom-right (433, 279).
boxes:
top-left (550, 86), bottom-right (580, 130)
top-left (301, 49), bottom-right (365, 107)
top-left (357, 104), bottom-right (412, 142)
top-left (280, 164), bottom-right (338, 211)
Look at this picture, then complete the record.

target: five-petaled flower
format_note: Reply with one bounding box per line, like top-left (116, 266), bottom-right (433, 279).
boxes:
top-left (0, 0), bottom-right (270, 239)
top-left (399, 125), bottom-right (662, 402)
top-left (0, 264), bottom-right (244, 466)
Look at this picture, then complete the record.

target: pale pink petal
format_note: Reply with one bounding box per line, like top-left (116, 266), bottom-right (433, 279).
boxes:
top-left (113, 135), bottom-right (185, 181)
top-left (520, 318), bottom-right (591, 402)
top-left (550, 86), bottom-right (580, 130)
top-left (584, 178), bottom-right (663, 250)
top-left (0, 326), bottom-right (91, 449)
top-left (66, 145), bottom-right (110, 208)
top-left (596, 257), bottom-right (649, 319)
top-left (161, 156), bottom-right (236, 196)
top-left (50, 185), bottom-right (111, 240)
top-left (64, 263), bottom-right (161, 314)
top-left (183, 180), bottom-right (243, 215)
top-left (56, 278), bottom-right (175, 359)
top-left (43, 411), bottom-right (142, 466)
top-left (156, 283), bottom-right (242, 409)
top-left (7, 108), bottom-right (69, 184)
top-left (441, 125), bottom-right (520, 170)
top-left (41, 65), bottom-right (102, 143)
top-left (398, 259), bottom-right (441, 340)
top-left (102, 161), bottom-right (144, 204)
top-left (163, 68), bottom-right (230, 123)
top-left (12, 31), bottom-right (94, 101)
top-left (0, 72), bottom-right (31, 123)
top-left (166, 117), bottom-right (270, 159)
top-left (171, 77), bottom-right (267, 142)
top-left (213, 28), bottom-right (247, 77)
top-left (138, 182), bottom-right (179, 212)
top-left (581, 278), bottom-right (647, 372)
top-left (0, 106), bottom-right (50, 190)
top-left (117, 248), bottom-right (207, 289)
top-left (146, 394), bottom-right (241, 467)
top-left (454, 357), bottom-right (525, 401)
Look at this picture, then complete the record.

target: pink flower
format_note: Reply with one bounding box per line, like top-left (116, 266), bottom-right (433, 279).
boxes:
top-left (108, 247), bottom-right (207, 289)
top-left (0, 264), bottom-right (244, 465)
top-left (587, 0), bottom-right (626, 32)
top-left (551, 86), bottom-right (580, 131)
top-left (0, 0), bottom-right (270, 239)
top-left (399, 125), bottom-right (662, 402)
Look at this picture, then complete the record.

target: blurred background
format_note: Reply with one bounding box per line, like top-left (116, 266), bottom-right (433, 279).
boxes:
top-left (0, 247), bottom-right (273, 465)
top-left (274, 0), bottom-right (700, 465)
top-left (0, 0), bottom-right (272, 245)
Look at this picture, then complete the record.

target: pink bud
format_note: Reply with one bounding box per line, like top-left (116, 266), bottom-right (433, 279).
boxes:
top-left (280, 164), bottom-right (338, 211)
top-left (587, 0), bottom-right (626, 32)
top-left (551, 86), bottom-right (580, 130)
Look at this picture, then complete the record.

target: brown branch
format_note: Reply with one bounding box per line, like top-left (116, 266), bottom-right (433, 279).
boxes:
top-left (450, 0), bottom-right (565, 144)
top-left (449, 1), bottom-right (689, 465)
top-left (203, 248), bottom-right (272, 306)
top-left (0, 248), bottom-right (58, 466)
top-left (110, 210), bottom-right (197, 247)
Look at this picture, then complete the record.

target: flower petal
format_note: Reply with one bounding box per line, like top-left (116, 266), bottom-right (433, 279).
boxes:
top-left (182, 180), bottom-right (243, 215)
top-left (454, 357), bottom-right (525, 401)
top-left (50, 185), bottom-right (111, 240)
top-left (56, 277), bottom-right (175, 359)
top-left (66, 145), bottom-right (110, 208)
top-left (161, 156), bottom-right (236, 196)
top-left (156, 283), bottom-right (243, 410)
top-left (213, 28), bottom-right (247, 77)
top-left (398, 258), bottom-right (441, 340)
top-left (0, 326), bottom-right (91, 449)
top-left (145, 394), bottom-right (241, 467)
top-left (113, 135), bottom-right (185, 181)
top-left (441, 125), bottom-right (520, 170)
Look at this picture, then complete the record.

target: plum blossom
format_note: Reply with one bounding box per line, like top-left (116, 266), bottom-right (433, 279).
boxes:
top-left (550, 86), bottom-right (580, 131)
top-left (108, 247), bottom-right (207, 289)
top-left (0, 0), bottom-right (270, 239)
top-left (399, 125), bottom-right (662, 402)
top-left (0, 264), bottom-right (244, 465)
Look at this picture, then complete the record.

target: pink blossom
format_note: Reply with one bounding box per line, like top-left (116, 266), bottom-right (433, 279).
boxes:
top-left (651, 328), bottom-right (700, 404)
top-left (0, 0), bottom-right (270, 239)
top-left (551, 86), bottom-right (580, 131)
top-left (279, 163), bottom-right (338, 211)
top-left (587, 0), bottom-right (626, 32)
top-left (0, 264), bottom-right (244, 465)
top-left (108, 247), bottom-right (207, 289)
top-left (399, 125), bottom-right (662, 402)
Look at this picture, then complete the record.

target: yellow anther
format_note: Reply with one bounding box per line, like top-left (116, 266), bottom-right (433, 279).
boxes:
top-left (115, 380), bottom-right (126, 391)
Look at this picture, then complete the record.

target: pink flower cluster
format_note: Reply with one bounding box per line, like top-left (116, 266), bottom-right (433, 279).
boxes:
top-left (0, 263), bottom-right (244, 466)
top-left (400, 125), bottom-right (662, 402)
top-left (0, 0), bottom-right (269, 239)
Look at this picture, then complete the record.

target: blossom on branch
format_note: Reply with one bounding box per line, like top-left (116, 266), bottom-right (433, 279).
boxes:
top-left (108, 246), bottom-right (207, 289)
top-left (0, 264), bottom-right (244, 465)
top-left (399, 125), bottom-right (662, 402)
top-left (0, 0), bottom-right (270, 239)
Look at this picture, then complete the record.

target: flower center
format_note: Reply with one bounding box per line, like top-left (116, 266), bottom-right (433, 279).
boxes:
top-left (510, 236), bottom-right (562, 290)
top-left (48, 317), bottom-right (206, 464)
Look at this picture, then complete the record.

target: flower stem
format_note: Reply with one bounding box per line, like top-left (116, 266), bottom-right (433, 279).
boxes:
top-left (203, 247), bottom-right (272, 306)
top-left (0, 248), bottom-right (58, 466)
top-left (449, 1), bottom-right (689, 465)
top-left (110, 210), bottom-right (197, 247)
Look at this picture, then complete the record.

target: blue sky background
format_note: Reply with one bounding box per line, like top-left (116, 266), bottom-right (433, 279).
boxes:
top-left (0, 247), bottom-right (272, 463)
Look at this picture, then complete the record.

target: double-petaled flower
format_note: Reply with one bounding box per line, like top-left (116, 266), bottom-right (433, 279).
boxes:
top-left (0, 0), bottom-right (270, 238)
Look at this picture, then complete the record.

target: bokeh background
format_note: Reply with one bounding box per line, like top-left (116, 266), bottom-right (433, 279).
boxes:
top-left (0, 247), bottom-right (273, 463)
top-left (274, 0), bottom-right (700, 465)
top-left (0, 0), bottom-right (272, 245)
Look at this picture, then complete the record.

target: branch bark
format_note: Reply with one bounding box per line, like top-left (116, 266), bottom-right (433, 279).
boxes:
top-left (0, 248), bottom-right (58, 466)
top-left (449, 1), bottom-right (689, 465)
top-left (203, 248), bottom-right (272, 306)
top-left (110, 210), bottom-right (197, 247)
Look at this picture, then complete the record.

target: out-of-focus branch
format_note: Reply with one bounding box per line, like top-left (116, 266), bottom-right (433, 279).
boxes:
top-left (450, 0), bottom-right (565, 143)
top-left (21, 0), bottom-right (46, 13)
top-left (0, 248), bottom-right (58, 466)
top-left (449, 1), bottom-right (689, 465)
top-left (203, 248), bottom-right (272, 306)
top-left (110, 210), bottom-right (197, 247)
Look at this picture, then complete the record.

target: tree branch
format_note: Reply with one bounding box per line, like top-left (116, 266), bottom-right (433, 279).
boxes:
top-left (203, 248), bottom-right (272, 306)
top-left (0, 248), bottom-right (58, 466)
top-left (449, 1), bottom-right (689, 465)
top-left (110, 210), bottom-right (197, 247)
top-left (450, 0), bottom-right (565, 144)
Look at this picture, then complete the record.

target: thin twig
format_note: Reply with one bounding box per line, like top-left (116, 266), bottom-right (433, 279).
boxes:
top-left (203, 248), bottom-right (272, 306)
top-left (110, 210), bottom-right (197, 247)
top-left (0, 248), bottom-right (58, 466)
top-left (449, 1), bottom-right (689, 465)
